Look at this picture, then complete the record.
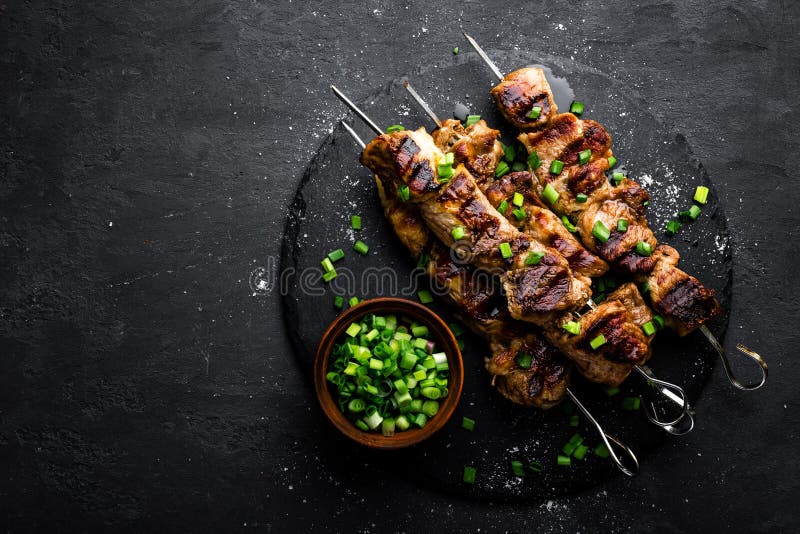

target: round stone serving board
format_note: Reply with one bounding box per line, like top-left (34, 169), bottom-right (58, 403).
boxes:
top-left (280, 50), bottom-right (731, 501)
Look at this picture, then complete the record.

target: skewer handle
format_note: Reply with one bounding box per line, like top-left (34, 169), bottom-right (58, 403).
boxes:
top-left (700, 326), bottom-right (768, 390)
top-left (462, 32), bottom-right (505, 81)
top-left (330, 85), bottom-right (384, 136)
top-left (340, 120), bottom-right (366, 149)
top-left (403, 81), bottom-right (442, 127)
top-left (566, 388), bottom-right (639, 476)
top-left (633, 365), bottom-right (692, 433)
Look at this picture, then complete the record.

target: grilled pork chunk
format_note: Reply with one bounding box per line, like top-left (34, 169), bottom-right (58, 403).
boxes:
top-left (490, 67), bottom-right (559, 131)
top-left (374, 178), bottom-right (431, 258)
top-left (431, 119), bottom-right (505, 187)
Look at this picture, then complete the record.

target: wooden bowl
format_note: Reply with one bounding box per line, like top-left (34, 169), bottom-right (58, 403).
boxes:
top-left (314, 297), bottom-right (464, 449)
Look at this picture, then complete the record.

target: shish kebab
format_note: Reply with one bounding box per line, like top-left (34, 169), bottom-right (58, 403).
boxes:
top-left (331, 87), bottom-right (690, 431)
top-left (461, 33), bottom-right (767, 391)
top-left (401, 83), bottom-right (691, 426)
top-left (340, 120), bottom-right (641, 475)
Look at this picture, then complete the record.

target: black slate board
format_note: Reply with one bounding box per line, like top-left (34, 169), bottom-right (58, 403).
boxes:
top-left (280, 52), bottom-right (731, 501)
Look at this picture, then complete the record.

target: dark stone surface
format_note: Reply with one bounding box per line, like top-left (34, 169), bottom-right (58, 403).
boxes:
top-left (1, 0), bottom-right (798, 531)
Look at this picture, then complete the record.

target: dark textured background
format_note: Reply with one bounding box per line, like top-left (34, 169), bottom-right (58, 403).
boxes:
top-left (1, 0), bottom-right (798, 531)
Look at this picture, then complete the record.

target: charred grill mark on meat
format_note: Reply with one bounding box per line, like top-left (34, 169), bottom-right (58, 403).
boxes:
top-left (490, 67), bottom-right (558, 131)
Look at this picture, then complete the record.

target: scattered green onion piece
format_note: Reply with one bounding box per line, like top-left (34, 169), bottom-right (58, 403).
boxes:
top-left (321, 257), bottom-right (335, 273)
top-left (604, 386), bottom-right (620, 396)
top-left (592, 220), bottom-right (611, 243)
top-left (350, 215), bottom-right (362, 230)
top-left (386, 124), bottom-right (405, 133)
top-left (589, 334), bottom-right (606, 350)
top-left (557, 454), bottom-right (572, 466)
top-left (607, 156), bottom-right (617, 168)
top-left (398, 184), bottom-right (410, 202)
top-left (495, 160), bottom-right (510, 178)
top-left (612, 171), bottom-right (625, 185)
top-left (453, 46), bottom-right (459, 55)
top-left (636, 241), bottom-right (652, 257)
top-left (528, 461), bottom-right (543, 473)
top-left (451, 225), bottom-right (466, 241)
top-left (549, 160), bottom-right (564, 175)
top-left (561, 215), bottom-right (577, 232)
top-left (617, 219), bottom-right (628, 232)
top-left (503, 143), bottom-right (516, 162)
top-left (497, 199), bottom-right (508, 215)
top-left (322, 270), bottom-right (337, 282)
top-left (594, 443), bottom-right (610, 458)
top-left (328, 248), bottom-right (345, 262)
top-left (418, 290), bottom-right (434, 304)
top-left (528, 152), bottom-right (541, 169)
top-left (680, 205), bottom-right (701, 220)
top-left (437, 162), bottom-right (454, 181)
top-left (576, 193), bottom-right (588, 203)
top-left (621, 396), bottom-right (641, 411)
top-left (653, 315), bottom-right (665, 329)
top-left (562, 321), bottom-right (581, 335)
top-left (463, 466), bottom-right (477, 484)
top-left (525, 251), bottom-right (545, 265)
top-left (499, 242), bottom-right (513, 259)
top-left (511, 460), bottom-right (526, 477)
top-left (465, 114), bottom-right (481, 127)
top-left (573, 444), bottom-right (589, 460)
top-left (353, 240), bottom-right (369, 255)
top-left (515, 352), bottom-right (532, 369)
top-left (512, 192), bottom-right (524, 207)
top-left (665, 220), bottom-right (681, 236)
top-left (333, 295), bottom-right (344, 309)
top-left (443, 152), bottom-right (454, 165)
top-left (569, 101), bottom-right (585, 115)
top-left (569, 415), bottom-right (579, 427)
top-left (694, 186), bottom-right (709, 205)
top-left (348, 297), bottom-right (360, 307)
top-left (578, 149), bottom-right (591, 165)
top-left (449, 322), bottom-right (464, 337)
top-left (528, 106), bottom-right (542, 119)
top-left (543, 183), bottom-right (560, 204)
top-left (512, 208), bottom-right (527, 221)
top-left (642, 321), bottom-right (656, 336)
top-left (462, 416), bottom-right (475, 431)
top-left (640, 282), bottom-right (650, 294)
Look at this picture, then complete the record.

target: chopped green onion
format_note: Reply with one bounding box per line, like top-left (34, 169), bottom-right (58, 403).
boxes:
top-left (617, 219), bottom-right (628, 232)
top-left (621, 396), bottom-right (641, 411)
top-left (549, 160), bottom-right (564, 175)
top-left (511, 460), bottom-right (526, 477)
top-left (636, 241), bottom-right (652, 257)
top-left (576, 193), bottom-right (588, 203)
top-left (569, 101), bottom-right (585, 115)
top-left (438, 162), bottom-right (454, 181)
top-left (462, 416), bottom-right (475, 431)
top-left (512, 192), bottom-right (524, 207)
top-left (653, 315), bottom-right (665, 329)
top-left (543, 183), bottom-right (560, 205)
top-left (528, 461), bottom-right (543, 473)
top-left (589, 334), bottom-right (606, 350)
top-left (386, 124), bottom-right (405, 133)
top-left (398, 184), bottom-right (410, 202)
top-left (561, 215), bottom-right (577, 232)
top-left (665, 220), bottom-right (681, 236)
top-left (562, 321), bottom-right (581, 335)
top-left (607, 156), bottom-right (617, 168)
top-left (642, 321), bottom-right (656, 336)
top-left (594, 443), bottom-right (610, 458)
top-left (680, 205), bottom-right (701, 220)
top-left (511, 161), bottom-right (526, 172)
top-left (515, 352), bottom-right (532, 369)
top-left (355, 420), bottom-right (369, 431)
top-left (348, 296), bottom-right (359, 307)
top-left (512, 208), bottom-right (527, 221)
top-left (321, 257), bottom-right (335, 273)
top-left (328, 248), bottom-right (345, 262)
top-left (411, 325), bottom-right (429, 337)
top-left (443, 152), bottom-right (454, 165)
top-left (573, 444), bottom-right (589, 460)
top-left (463, 466), bottom-right (477, 484)
top-left (333, 295), bottom-right (344, 309)
top-left (612, 171), bottom-right (625, 185)
top-left (503, 143), bottom-right (516, 162)
top-left (495, 160), bottom-right (510, 178)
top-left (351, 215), bottom-right (362, 230)
top-left (449, 323), bottom-right (464, 337)
top-left (578, 149), bottom-right (591, 165)
top-left (497, 199), bottom-right (508, 214)
top-left (604, 386), bottom-right (620, 396)
top-left (557, 454), bottom-right (572, 466)
top-left (364, 409), bottom-right (383, 430)
top-left (465, 114), bottom-right (481, 127)
top-left (592, 220), bottom-right (611, 243)
top-left (640, 282), bottom-right (650, 294)
top-left (451, 225), bottom-right (466, 241)
top-left (569, 414), bottom-right (580, 427)
top-left (453, 46), bottom-right (459, 55)
top-left (694, 185), bottom-right (709, 205)
top-left (322, 270), bottom-right (337, 282)
top-left (353, 240), bottom-right (369, 255)
top-left (525, 250), bottom-right (545, 265)
top-left (499, 242), bottom-right (513, 259)
top-left (421, 400), bottom-right (439, 416)
top-left (345, 323), bottom-right (361, 337)
top-left (418, 290), bottom-right (434, 304)
top-left (528, 106), bottom-right (542, 119)
top-left (528, 152), bottom-right (541, 169)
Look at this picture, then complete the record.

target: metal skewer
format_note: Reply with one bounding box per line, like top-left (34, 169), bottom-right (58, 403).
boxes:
top-left (403, 80), bottom-right (691, 434)
top-left (461, 32), bottom-right (768, 393)
top-left (336, 104), bottom-right (640, 477)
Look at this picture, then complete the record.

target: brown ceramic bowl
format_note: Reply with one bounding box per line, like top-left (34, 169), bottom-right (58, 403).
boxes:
top-left (314, 297), bottom-right (464, 449)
